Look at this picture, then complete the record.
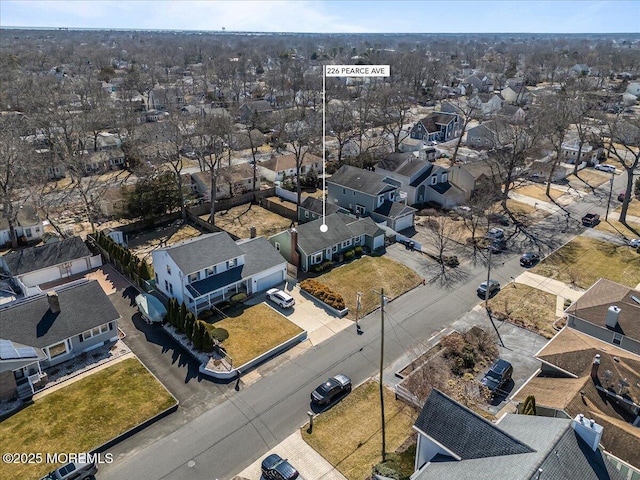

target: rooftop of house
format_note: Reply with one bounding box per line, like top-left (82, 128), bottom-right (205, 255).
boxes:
top-left (259, 153), bottom-right (322, 172)
top-left (565, 278), bottom-right (640, 341)
top-left (514, 327), bottom-right (640, 468)
top-left (299, 197), bottom-right (344, 216)
top-left (2, 237), bottom-right (91, 277)
top-left (292, 213), bottom-right (383, 255)
top-left (0, 279), bottom-right (120, 349)
top-left (186, 236), bottom-right (285, 298)
top-left (192, 163), bottom-right (256, 187)
top-left (0, 203), bottom-right (41, 230)
top-left (157, 232), bottom-right (242, 275)
top-left (412, 389), bottom-right (626, 480)
top-left (376, 152), bottom-right (427, 178)
top-left (374, 200), bottom-right (416, 219)
top-left (328, 165), bottom-right (396, 196)
top-left (417, 112), bottom-right (458, 133)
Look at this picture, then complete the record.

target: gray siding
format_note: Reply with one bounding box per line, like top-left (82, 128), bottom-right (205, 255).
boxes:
top-left (327, 183), bottom-right (377, 214)
top-left (569, 316), bottom-right (640, 355)
top-left (42, 322), bottom-right (117, 368)
top-left (269, 231), bottom-right (293, 265)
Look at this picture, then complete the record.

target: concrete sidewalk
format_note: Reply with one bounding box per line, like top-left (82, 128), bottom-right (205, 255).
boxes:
top-left (514, 271), bottom-right (585, 317)
top-left (508, 192), bottom-right (563, 214)
top-left (233, 430), bottom-right (346, 480)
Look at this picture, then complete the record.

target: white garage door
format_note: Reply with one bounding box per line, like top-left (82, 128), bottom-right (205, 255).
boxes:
top-left (394, 214), bottom-right (414, 232)
top-left (255, 269), bottom-right (285, 292)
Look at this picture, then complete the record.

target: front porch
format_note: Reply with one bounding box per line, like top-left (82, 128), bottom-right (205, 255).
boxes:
top-left (187, 274), bottom-right (250, 315)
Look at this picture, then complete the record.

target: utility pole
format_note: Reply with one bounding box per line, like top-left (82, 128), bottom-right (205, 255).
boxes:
top-left (605, 172), bottom-right (615, 221)
top-left (379, 288), bottom-right (386, 462)
top-left (355, 292), bottom-right (363, 334)
top-left (485, 221), bottom-right (505, 348)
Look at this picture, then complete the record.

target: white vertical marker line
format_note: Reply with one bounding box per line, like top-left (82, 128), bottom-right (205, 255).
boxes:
top-left (321, 64), bottom-right (327, 233)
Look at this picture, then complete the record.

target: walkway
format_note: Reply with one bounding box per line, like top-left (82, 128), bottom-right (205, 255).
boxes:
top-left (233, 430), bottom-right (346, 480)
top-left (513, 271), bottom-right (585, 317)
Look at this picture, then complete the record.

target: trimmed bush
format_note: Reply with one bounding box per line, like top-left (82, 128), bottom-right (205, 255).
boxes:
top-left (354, 246), bottom-right (363, 256)
top-left (209, 327), bottom-right (229, 343)
top-left (199, 309), bottom-right (214, 320)
top-left (344, 249), bottom-right (355, 260)
top-left (230, 293), bottom-right (247, 304)
top-left (300, 279), bottom-right (346, 310)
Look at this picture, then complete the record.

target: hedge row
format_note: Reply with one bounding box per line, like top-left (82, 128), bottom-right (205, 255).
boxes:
top-left (166, 298), bottom-right (228, 352)
top-left (300, 278), bottom-right (346, 310)
top-left (94, 230), bottom-right (153, 281)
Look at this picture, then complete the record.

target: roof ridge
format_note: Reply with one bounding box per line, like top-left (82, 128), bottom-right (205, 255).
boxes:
top-left (0, 278), bottom-right (93, 311)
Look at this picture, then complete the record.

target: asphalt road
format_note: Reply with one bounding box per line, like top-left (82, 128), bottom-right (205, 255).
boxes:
top-left (98, 167), bottom-right (636, 480)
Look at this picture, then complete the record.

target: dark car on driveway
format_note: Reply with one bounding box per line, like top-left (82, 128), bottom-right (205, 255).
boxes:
top-left (481, 359), bottom-right (513, 395)
top-left (261, 454), bottom-right (300, 480)
top-left (477, 280), bottom-right (500, 298)
top-left (520, 252), bottom-right (540, 267)
top-left (311, 374), bottom-right (351, 406)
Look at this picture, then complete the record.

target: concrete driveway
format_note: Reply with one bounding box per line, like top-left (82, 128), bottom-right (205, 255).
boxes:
top-left (246, 282), bottom-right (353, 346)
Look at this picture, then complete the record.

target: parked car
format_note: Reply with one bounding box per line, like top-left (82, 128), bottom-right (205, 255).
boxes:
top-left (40, 461), bottom-right (98, 480)
top-left (477, 280), bottom-right (500, 298)
top-left (629, 239), bottom-right (640, 248)
top-left (594, 164), bottom-right (616, 173)
top-left (480, 359), bottom-right (513, 394)
top-left (311, 374), bottom-right (352, 406)
top-left (266, 288), bottom-right (295, 308)
top-left (520, 252), bottom-right (540, 267)
top-left (581, 213), bottom-right (600, 227)
top-left (488, 213), bottom-right (510, 226)
top-left (618, 192), bottom-right (626, 202)
top-left (488, 239), bottom-right (507, 253)
top-left (486, 227), bottom-right (505, 240)
top-left (261, 454), bottom-right (301, 480)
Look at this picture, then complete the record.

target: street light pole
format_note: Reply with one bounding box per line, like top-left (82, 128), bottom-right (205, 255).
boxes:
top-left (605, 172), bottom-right (615, 221)
top-left (484, 219), bottom-right (505, 348)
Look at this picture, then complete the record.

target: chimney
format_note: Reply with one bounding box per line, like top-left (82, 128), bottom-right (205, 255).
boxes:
top-left (47, 291), bottom-right (61, 313)
top-left (289, 228), bottom-right (300, 267)
top-left (571, 414), bottom-right (603, 451)
top-left (605, 305), bottom-right (620, 328)
top-left (250, 226), bottom-right (256, 238)
top-left (591, 354), bottom-right (601, 380)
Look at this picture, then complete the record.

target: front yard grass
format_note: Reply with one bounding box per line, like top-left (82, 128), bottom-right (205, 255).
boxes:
top-left (566, 169), bottom-right (610, 190)
top-left (595, 218), bottom-right (640, 238)
top-left (513, 183), bottom-right (567, 202)
top-left (0, 358), bottom-right (176, 480)
top-left (208, 303), bottom-right (303, 367)
top-left (487, 284), bottom-right (558, 338)
top-left (614, 198), bottom-right (640, 219)
top-left (301, 381), bottom-right (417, 480)
top-left (317, 256), bottom-right (422, 320)
top-left (212, 204), bottom-right (292, 239)
top-left (531, 236), bottom-right (640, 289)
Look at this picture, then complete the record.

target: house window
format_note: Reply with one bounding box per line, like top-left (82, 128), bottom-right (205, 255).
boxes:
top-left (164, 280), bottom-right (169, 291)
top-left (342, 239), bottom-right (352, 248)
top-left (47, 341), bottom-right (68, 359)
top-left (166, 265), bottom-right (172, 275)
top-left (205, 267), bottom-right (214, 277)
top-left (275, 242), bottom-right (280, 251)
top-left (188, 273), bottom-right (199, 283)
top-left (304, 211), bottom-right (309, 218)
top-left (430, 176), bottom-right (437, 185)
top-left (311, 252), bottom-right (323, 264)
top-left (441, 173), bottom-right (448, 182)
top-left (82, 323), bottom-right (110, 341)
top-left (342, 188), bottom-right (347, 195)
top-left (228, 258), bottom-right (236, 268)
top-left (354, 236), bottom-right (360, 244)
top-left (352, 191), bottom-right (356, 196)
top-left (332, 244), bottom-right (338, 252)
top-left (169, 283), bottom-right (173, 294)
top-left (613, 333), bottom-right (623, 346)
top-left (25, 228), bottom-right (32, 238)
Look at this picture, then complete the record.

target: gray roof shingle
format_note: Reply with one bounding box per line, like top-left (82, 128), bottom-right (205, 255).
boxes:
top-left (295, 213), bottom-right (383, 255)
top-left (163, 232), bottom-right (242, 275)
top-left (0, 279), bottom-right (120, 348)
top-left (413, 389), bottom-right (534, 460)
top-left (328, 165), bottom-right (396, 196)
top-left (3, 237), bottom-right (92, 277)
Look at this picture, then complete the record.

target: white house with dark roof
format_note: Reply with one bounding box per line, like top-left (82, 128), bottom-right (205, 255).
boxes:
top-left (269, 213), bottom-right (385, 272)
top-left (258, 153), bottom-right (323, 183)
top-left (411, 389), bottom-right (626, 480)
top-left (375, 153), bottom-right (464, 208)
top-left (152, 232), bottom-right (286, 314)
top-left (0, 203), bottom-right (44, 247)
top-left (1, 236), bottom-right (102, 297)
top-left (328, 165), bottom-right (416, 232)
top-left (410, 112), bottom-right (460, 143)
top-left (0, 279), bottom-right (120, 399)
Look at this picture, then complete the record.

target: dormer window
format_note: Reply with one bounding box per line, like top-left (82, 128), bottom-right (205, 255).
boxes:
top-left (188, 273), bottom-right (199, 283)
top-left (430, 176), bottom-right (437, 185)
top-left (228, 258), bottom-right (236, 268)
top-left (441, 173), bottom-right (448, 183)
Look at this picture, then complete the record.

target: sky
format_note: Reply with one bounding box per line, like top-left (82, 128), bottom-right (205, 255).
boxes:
top-left (1, 0), bottom-right (639, 34)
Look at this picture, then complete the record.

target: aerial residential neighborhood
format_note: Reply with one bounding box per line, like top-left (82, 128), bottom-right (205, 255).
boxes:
top-left (1, 3), bottom-right (640, 480)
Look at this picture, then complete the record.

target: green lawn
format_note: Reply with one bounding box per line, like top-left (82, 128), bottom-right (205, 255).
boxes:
top-left (488, 284), bottom-right (558, 338)
top-left (301, 381), bottom-right (417, 480)
top-left (531, 236), bottom-right (640, 289)
top-left (0, 358), bottom-right (176, 480)
top-left (209, 303), bottom-right (303, 367)
top-left (317, 256), bottom-right (422, 320)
